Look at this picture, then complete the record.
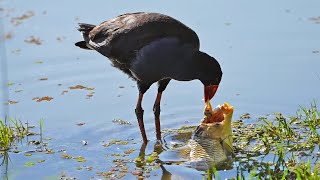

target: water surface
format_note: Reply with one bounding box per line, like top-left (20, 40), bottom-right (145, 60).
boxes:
top-left (1, 0), bottom-right (320, 179)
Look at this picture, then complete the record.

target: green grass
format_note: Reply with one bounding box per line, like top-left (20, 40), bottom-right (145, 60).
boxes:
top-left (0, 120), bottom-right (15, 151)
top-left (0, 117), bottom-right (29, 151)
top-left (232, 101), bottom-right (320, 179)
top-left (170, 100), bottom-right (320, 180)
top-left (39, 118), bottom-right (43, 144)
top-left (1, 117), bottom-right (44, 178)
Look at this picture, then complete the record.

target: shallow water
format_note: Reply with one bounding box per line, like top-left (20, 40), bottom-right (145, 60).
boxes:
top-left (1, 0), bottom-right (320, 179)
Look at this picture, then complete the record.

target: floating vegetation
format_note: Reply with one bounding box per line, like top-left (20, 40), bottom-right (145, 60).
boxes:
top-left (86, 92), bottom-right (95, 99)
top-left (240, 113), bottom-right (250, 119)
top-left (0, 102), bottom-right (319, 179)
top-left (24, 161), bottom-right (35, 167)
top-left (61, 90), bottom-right (69, 95)
top-left (6, 82), bottom-right (14, 86)
top-left (56, 36), bottom-right (66, 42)
top-left (124, 148), bottom-right (135, 155)
top-left (3, 32), bottom-right (13, 40)
top-left (74, 156), bottom-right (86, 163)
top-left (60, 154), bottom-right (72, 159)
top-left (15, 89), bottom-right (23, 93)
top-left (11, 49), bottom-right (21, 55)
top-left (44, 148), bottom-right (55, 154)
top-left (32, 96), bottom-right (54, 102)
top-left (66, 85), bottom-right (95, 99)
top-left (85, 87), bottom-right (95, 91)
top-left (102, 140), bottom-right (129, 147)
top-left (309, 16), bottom-right (320, 24)
top-left (112, 119), bottom-right (131, 125)
top-left (24, 36), bottom-right (42, 45)
top-left (6, 100), bottom-right (18, 105)
top-left (76, 122), bottom-right (86, 126)
top-left (160, 101), bottom-right (319, 179)
top-left (37, 159), bottom-right (45, 163)
top-left (34, 60), bottom-right (43, 64)
top-left (39, 77), bottom-right (48, 81)
top-left (68, 85), bottom-right (95, 90)
top-left (11, 11), bottom-right (35, 26)
top-left (77, 165), bottom-right (93, 171)
top-left (146, 152), bottom-right (159, 163)
top-left (232, 101), bottom-right (320, 179)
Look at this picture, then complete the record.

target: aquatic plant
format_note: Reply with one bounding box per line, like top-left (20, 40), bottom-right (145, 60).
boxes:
top-left (0, 118), bottom-right (28, 151)
top-left (232, 101), bottom-right (320, 179)
top-left (167, 101), bottom-right (320, 179)
top-left (0, 101), bottom-right (319, 179)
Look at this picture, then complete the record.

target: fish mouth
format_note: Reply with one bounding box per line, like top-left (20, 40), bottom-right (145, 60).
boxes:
top-left (201, 102), bottom-right (234, 125)
top-left (193, 102), bottom-right (234, 138)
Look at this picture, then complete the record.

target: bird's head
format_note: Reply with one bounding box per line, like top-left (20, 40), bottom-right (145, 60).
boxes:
top-left (195, 51), bottom-right (222, 102)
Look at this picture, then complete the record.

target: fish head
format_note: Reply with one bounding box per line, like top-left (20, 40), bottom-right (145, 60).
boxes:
top-left (193, 102), bottom-right (234, 146)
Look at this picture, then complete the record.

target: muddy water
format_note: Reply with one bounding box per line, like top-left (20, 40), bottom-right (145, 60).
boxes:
top-left (1, 0), bottom-right (320, 179)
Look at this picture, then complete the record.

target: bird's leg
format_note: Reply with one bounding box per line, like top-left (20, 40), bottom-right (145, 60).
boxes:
top-left (153, 78), bottom-right (171, 141)
top-left (135, 93), bottom-right (148, 143)
top-left (153, 92), bottom-right (162, 140)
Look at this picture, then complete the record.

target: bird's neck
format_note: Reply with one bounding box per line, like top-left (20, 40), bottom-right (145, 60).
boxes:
top-left (170, 51), bottom-right (201, 81)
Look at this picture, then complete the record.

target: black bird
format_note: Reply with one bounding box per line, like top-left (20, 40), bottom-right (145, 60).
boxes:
top-left (75, 12), bottom-right (222, 143)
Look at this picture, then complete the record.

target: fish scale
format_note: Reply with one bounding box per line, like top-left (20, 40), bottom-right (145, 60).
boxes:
top-left (176, 102), bottom-right (234, 171)
top-left (189, 138), bottom-right (230, 163)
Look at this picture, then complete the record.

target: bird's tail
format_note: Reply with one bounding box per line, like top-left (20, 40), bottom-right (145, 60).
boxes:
top-left (77, 23), bottom-right (95, 32)
top-left (75, 41), bottom-right (92, 50)
top-left (75, 23), bottom-right (96, 50)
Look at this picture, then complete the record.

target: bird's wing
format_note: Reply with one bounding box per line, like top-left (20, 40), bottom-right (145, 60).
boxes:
top-left (87, 12), bottom-right (200, 63)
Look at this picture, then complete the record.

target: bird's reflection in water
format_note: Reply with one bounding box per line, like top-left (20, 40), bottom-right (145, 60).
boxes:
top-left (134, 141), bottom-right (176, 180)
top-left (135, 127), bottom-right (234, 180)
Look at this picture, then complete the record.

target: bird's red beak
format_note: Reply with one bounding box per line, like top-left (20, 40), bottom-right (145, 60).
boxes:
top-left (204, 85), bottom-right (219, 102)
